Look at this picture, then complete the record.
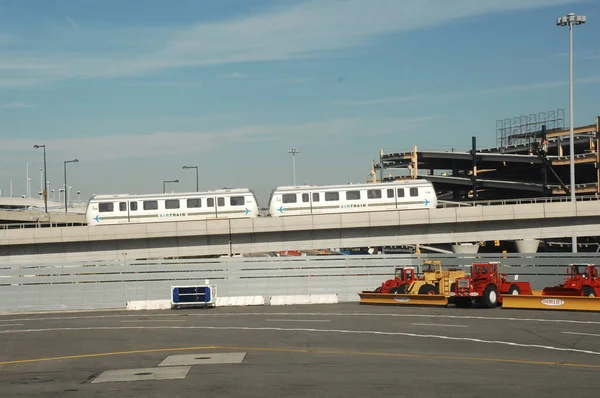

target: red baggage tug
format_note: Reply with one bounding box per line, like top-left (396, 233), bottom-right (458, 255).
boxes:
top-left (451, 262), bottom-right (532, 308)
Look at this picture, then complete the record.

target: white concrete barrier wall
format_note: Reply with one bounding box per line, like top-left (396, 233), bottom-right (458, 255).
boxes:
top-left (216, 296), bottom-right (265, 307)
top-left (0, 254), bottom-right (590, 313)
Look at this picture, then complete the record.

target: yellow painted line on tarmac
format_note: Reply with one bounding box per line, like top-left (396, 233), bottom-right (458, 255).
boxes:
top-left (222, 346), bottom-right (600, 369)
top-left (1, 344), bottom-right (600, 369)
top-left (0, 346), bottom-right (219, 366)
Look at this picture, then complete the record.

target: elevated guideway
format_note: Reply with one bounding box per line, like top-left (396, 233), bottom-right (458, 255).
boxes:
top-left (1, 197), bottom-right (599, 264)
top-left (0, 197), bottom-right (86, 225)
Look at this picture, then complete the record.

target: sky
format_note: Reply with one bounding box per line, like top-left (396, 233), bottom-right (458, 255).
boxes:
top-left (0, 0), bottom-right (599, 206)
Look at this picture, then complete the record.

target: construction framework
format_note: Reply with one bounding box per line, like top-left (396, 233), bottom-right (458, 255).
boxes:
top-left (373, 115), bottom-right (600, 201)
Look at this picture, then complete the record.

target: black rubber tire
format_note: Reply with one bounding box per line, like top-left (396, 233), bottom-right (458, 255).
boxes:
top-left (455, 298), bottom-right (471, 308)
top-left (583, 286), bottom-right (596, 297)
top-left (389, 284), bottom-right (408, 294)
top-left (482, 284), bottom-right (499, 308)
top-left (508, 284), bottom-right (521, 295)
top-left (418, 284), bottom-right (439, 295)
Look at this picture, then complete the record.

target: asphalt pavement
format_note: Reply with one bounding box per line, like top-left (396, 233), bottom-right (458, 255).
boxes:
top-left (1, 303), bottom-right (600, 397)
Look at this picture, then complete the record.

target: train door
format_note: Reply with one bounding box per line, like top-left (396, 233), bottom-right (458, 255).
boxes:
top-left (128, 200), bottom-right (138, 223)
top-left (301, 193), bottom-right (310, 214)
top-left (206, 197), bottom-right (217, 218)
top-left (207, 196), bottom-right (226, 218)
top-left (119, 201), bottom-right (129, 223)
top-left (386, 188), bottom-right (397, 209)
top-left (216, 196), bottom-right (225, 217)
top-left (311, 192), bottom-right (320, 214)
top-left (397, 188), bottom-right (405, 209)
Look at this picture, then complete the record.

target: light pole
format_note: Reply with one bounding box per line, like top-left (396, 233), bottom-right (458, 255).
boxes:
top-left (33, 144), bottom-right (48, 213)
top-left (288, 148), bottom-right (300, 186)
top-left (163, 179), bottom-right (179, 194)
top-left (26, 162), bottom-right (30, 198)
top-left (64, 159), bottom-right (79, 213)
top-left (557, 12), bottom-right (586, 253)
top-left (182, 166), bottom-right (199, 192)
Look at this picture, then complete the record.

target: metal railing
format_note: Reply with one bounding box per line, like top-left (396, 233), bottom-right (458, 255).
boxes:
top-left (438, 194), bottom-right (599, 208)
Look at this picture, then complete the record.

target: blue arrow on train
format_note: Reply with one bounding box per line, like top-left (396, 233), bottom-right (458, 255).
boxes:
top-left (94, 215), bottom-right (101, 222)
top-left (244, 208), bottom-right (250, 215)
top-left (278, 206), bottom-right (284, 213)
top-left (424, 199), bottom-right (430, 206)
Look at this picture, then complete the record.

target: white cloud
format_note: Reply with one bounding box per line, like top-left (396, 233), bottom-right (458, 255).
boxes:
top-left (0, 0), bottom-right (582, 84)
top-left (65, 16), bottom-right (81, 29)
top-left (333, 96), bottom-right (417, 106)
top-left (478, 76), bottom-right (600, 95)
top-left (2, 102), bottom-right (36, 109)
top-left (218, 72), bottom-right (250, 79)
top-left (1, 116), bottom-right (436, 162)
top-left (333, 75), bottom-right (600, 106)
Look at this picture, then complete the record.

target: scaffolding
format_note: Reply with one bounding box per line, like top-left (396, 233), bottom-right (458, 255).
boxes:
top-left (496, 109), bottom-right (565, 148)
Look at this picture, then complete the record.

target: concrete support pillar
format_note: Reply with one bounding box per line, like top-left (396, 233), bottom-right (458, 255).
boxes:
top-left (515, 239), bottom-right (540, 254)
top-left (452, 243), bottom-right (480, 254)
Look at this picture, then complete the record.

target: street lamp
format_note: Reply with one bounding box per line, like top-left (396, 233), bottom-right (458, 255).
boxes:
top-left (64, 159), bottom-right (79, 213)
top-left (33, 144), bottom-right (48, 213)
top-left (288, 148), bottom-right (300, 186)
top-left (182, 165), bottom-right (199, 192)
top-left (557, 12), bottom-right (586, 253)
top-left (163, 179), bottom-right (179, 193)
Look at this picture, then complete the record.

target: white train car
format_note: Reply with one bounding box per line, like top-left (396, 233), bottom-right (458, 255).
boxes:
top-left (268, 180), bottom-right (437, 217)
top-left (86, 188), bottom-right (259, 226)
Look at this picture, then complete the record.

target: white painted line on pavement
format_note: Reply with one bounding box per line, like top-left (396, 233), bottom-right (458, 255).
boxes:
top-left (412, 323), bottom-right (467, 328)
top-left (119, 320), bottom-right (187, 323)
top-left (563, 332), bottom-right (600, 338)
top-left (266, 319), bottom-right (331, 322)
top-left (3, 312), bottom-right (600, 326)
top-left (1, 325), bottom-right (599, 357)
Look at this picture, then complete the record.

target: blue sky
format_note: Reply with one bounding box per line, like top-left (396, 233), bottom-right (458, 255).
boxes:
top-left (0, 0), bottom-right (598, 206)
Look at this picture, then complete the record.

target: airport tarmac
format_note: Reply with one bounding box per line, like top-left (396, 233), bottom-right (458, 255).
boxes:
top-left (1, 303), bottom-right (600, 397)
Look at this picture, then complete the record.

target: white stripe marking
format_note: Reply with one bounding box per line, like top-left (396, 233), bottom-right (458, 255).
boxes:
top-left (563, 332), bottom-right (600, 338)
top-left (119, 320), bottom-right (186, 323)
top-left (266, 319), bottom-right (331, 322)
top-left (0, 324), bottom-right (24, 327)
top-left (0, 325), bottom-right (598, 356)
top-left (2, 311), bottom-right (600, 325)
top-left (412, 323), bottom-right (467, 328)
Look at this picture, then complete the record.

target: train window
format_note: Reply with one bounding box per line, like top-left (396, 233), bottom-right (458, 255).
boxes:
top-left (387, 189), bottom-right (394, 198)
top-left (130, 202), bottom-right (138, 211)
top-left (207, 198), bottom-right (214, 207)
top-left (217, 197), bottom-right (225, 207)
top-left (367, 189), bottom-right (382, 199)
top-left (325, 192), bottom-right (339, 201)
top-left (302, 193), bottom-right (309, 203)
top-left (282, 194), bottom-right (297, 203)
top-left (346, 190), bottom-right (360, 200)
top-left (98, 202), bottom-right (114, 212)
top-left (119, 202), bottom-right (127, 211)
top-left (230, 196), bottom-right (245, 206)
top-left (397, 188), bottom-right (405, 197)
top-left (410, 187), bottom-right (418, 197)
top-left (187, 198), bottom-right (201, 208)
top-left (143, 200), bottom-right (158, 210)
top-left (312, 193), bottom-right (320, 202)
top-left (165, 199), bottom-right (180, 209)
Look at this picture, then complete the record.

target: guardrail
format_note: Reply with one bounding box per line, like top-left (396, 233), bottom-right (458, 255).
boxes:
top-left (438, 194), bottom-right (599, 208)
top-left (0, 222), bottom-right (87, 230)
